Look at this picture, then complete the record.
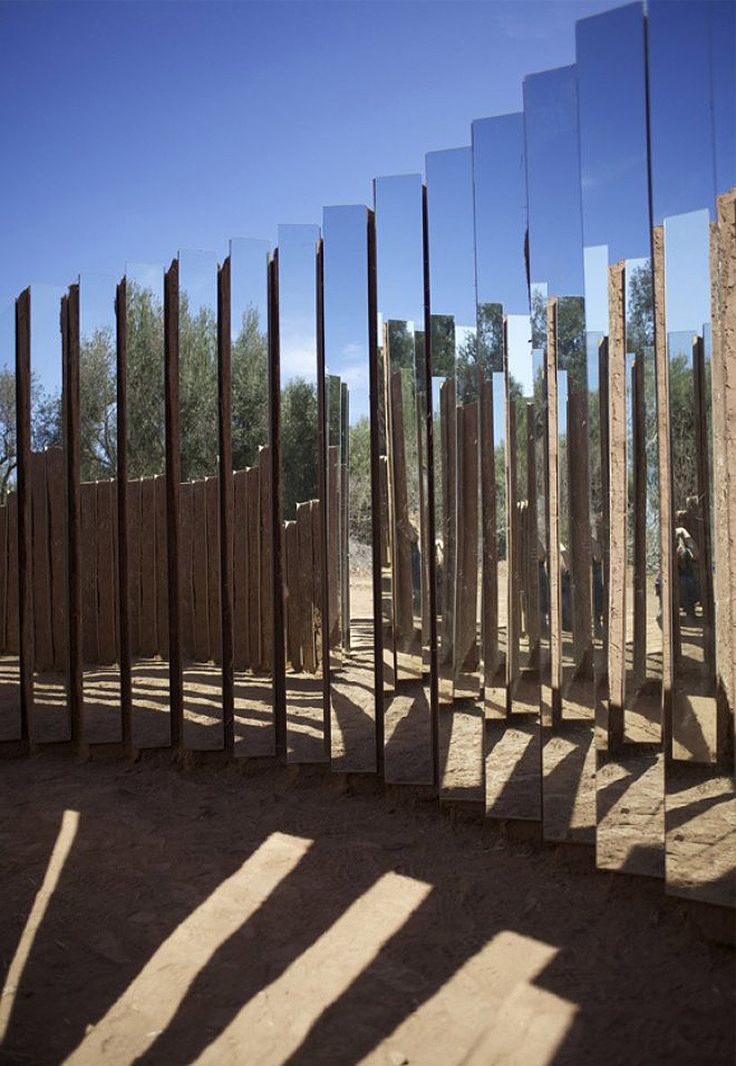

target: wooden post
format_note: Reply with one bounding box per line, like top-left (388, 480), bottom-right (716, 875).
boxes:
top-left (218, 258), bottom-right (234, 749)
top-left (116, 279), bottom-right (132, 750)
top-left (64, 287), bottom-right (83, 742)
top-left (164, 259), bottom-right (182, 748)
top-left (607, 263), bottom-right (626, 750)
top-left (16, 290), bottom-right (33, 742)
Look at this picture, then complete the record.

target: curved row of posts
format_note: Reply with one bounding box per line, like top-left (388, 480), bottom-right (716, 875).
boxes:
top-left (0, 1), bottom-right (734, 910)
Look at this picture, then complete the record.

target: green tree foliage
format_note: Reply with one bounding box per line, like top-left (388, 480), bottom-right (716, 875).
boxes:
top-left (126, 282), bottom-right (165, 479)
top-left (349, 415), bottom-right (371, 543)
top-left (281, 376), bottom-right (318, 520)
top-left (232, 307), bottom-right (269, 471)
top-left (80, 327), bottom-right (117, 482)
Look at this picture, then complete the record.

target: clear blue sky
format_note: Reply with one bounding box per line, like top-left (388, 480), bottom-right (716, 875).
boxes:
top-left (0, 0), bottom-right (623, 310)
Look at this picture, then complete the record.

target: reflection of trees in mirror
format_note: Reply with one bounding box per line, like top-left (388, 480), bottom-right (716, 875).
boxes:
top-left (80, 326), bottom-right (116, 482)
top-left (232, 307), bottom-right (268, 471)
top-left (477, 302), bottom-right (503, 376)
top-left (281, 376), bottom-right (317, 521)
top-left (557, 297), bottom-right (586, 387)
top-left (531, 288), bottom-right (546, 351)
top-left (180, 293), bottom-right (218, 481)
top-left (349, 416), bottom-right (371, 544)
top-left (0, 365), bottom-right (62, 501)
top-left (127, 282), bottom-right (165, 479)
top-left (669, 350), bottom-right (697, 511)
top-left (430, 315), bottom-right (455, 377)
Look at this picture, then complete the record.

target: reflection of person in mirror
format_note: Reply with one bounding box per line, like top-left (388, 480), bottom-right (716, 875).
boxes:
top-left (559, 543), bottom-right (571, 631)
top-left (591, 514), bottom-right (604, 638)
top-left (675, 511), bottom-right (700, 621)
top-left (435, 539), bottom-right (444, 614)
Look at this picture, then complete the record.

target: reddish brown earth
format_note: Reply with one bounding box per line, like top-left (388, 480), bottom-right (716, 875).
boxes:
top-left (0, 753), bottom-right (734, 1066)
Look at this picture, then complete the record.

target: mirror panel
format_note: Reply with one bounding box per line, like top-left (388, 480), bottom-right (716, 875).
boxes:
top-left (178, 249), bottom-right (221, 750)
top-left (426, 147), bottom-right (484, 800)
top-left (525, 63), bottom-right (596, 843)
top-left (125, 263), bottom-right (170, 749)
top-left (78, 274), bottom-right (121, 743)
top-left (28, 284), bottom-right (69, 742)
top-left (278, 224), bottom-right (327, 762)
top-left (374, 174), bottom-right (432, 784)
top-left (648, 0), bottom-right (735, 907)
top-left (576, 2), bottom-right (664, 877)
top-left (229, 238), bottom-right (275, 757)
top-left (0, 304), bottom-right (20, 741)
top-left (323, 205), bottom-right (377, 772)
top-left (472, 114), bottom-right (540, 821)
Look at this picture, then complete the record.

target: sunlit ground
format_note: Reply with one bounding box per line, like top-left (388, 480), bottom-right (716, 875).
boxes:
top-left (0, 757), bottom-right (733, 1065)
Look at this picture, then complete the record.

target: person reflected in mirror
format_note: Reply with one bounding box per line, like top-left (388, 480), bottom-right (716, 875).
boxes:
top-left (675, 511), bottom-right (700, 622)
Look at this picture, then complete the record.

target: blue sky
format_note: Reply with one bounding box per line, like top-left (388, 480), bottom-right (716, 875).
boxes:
top-left (0, 0), bottom-right (623, 312)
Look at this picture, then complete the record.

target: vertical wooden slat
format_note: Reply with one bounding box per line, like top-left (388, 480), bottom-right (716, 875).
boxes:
top-left (422, 184), bottom-right (439, 786)
top-left (246, 465), bottom-right (260, 670)
top-left (96, 479), bottom-right (116, 664)
top-left (607, 262), bottom-right (626, 748)
top-left (164, 258), bottom-right (182, 748)
top-left (7, 492), bottom-right (19, 655)
top-left (192, 477), bottom-right (209, 662)
top-left (316, 238), bottom-right (330, 755)
top-left (546, 300), bottom-right (561, 724)
top-left (81, 481), bottom-right (98, 665)
top-left (0, 503), bottom-right (7, 651)
top-left (155, 473), bottom-right (169, 659)
top-left (269, 249), bottom-right (286, 758)
top-left (218, 258), bottom-right (234, 748)
top-left (233, 469), bottom-right (248, 670)
top-left (128, 478), bottom-right (143, 657)
top-left (46, 447), bottom-right (68, 678)
top-left (16, 290), bottom-right (33, 741)
top-left (206, 474), bottom-right (220, 662)
top-left (31, 451), bottom-right (52, 673)
top-left (116, 278), bottom-right (132, 749)
top-left (179, 481), bottom-right (194, 661)
top-left (367, 207), bottom-right (382, 770)
top-left (259, 444), bottom-right (273, 672)
top-left (64, 286), bottom-right (83, 742)
top-left (285, 520), bottom-right (301, 672)
top-left (481, 376), bottom-right (497, 698)
top-left (311, 498), bottom-right (323, 672)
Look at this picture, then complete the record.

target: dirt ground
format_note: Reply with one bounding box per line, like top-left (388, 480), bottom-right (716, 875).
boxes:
top-left (0, 754), bottom-right (734, 1066)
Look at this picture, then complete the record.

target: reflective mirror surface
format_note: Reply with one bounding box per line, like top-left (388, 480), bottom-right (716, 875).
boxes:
top-left (79, 274), bottom-right (121, 742)
top-left (375, 174), bottom-right (432, 784)
top-left (426, 146), bottom-right (483, 799)
top-left (577, 2), bottom-right (664, 877)
top-left (473, 114), bottom-right (540, 820)
top-left (0, 304), bottom-right (20, 741)
top-left (178, 249), bottom-right (221, 750)
top-left (323, 205), bottom-right (377, 771)
top-left (229, 238), bottom-right (275, 757)
top-left (125, 263), bottom-right (170, 748)
top-left (28, 284), bottom-right (69, 742)
top-left (278, 224), bottom-right (327, 762)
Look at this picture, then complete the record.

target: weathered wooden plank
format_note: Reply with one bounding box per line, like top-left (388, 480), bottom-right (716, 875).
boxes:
top-left (232, 469), bottom-right (248, 670)
top-left (96, 479), bottom-right (117, 664)
top-left (31, 451), bottom-right (52, 672)
top-left (81, 481), bottom-right (98, 664)
top-left (7, 492), bottom-right (19, 655)
top-left (246, 466), bottom-right (261, 669)
top-left (206, 475), bottom-right (220, 663)
top-left (191, 477), bottom-right (209, 662)
top-left (46, 447), bottom-right (68, 675)
top-left (285, 520), bottom-right (301, 672)
top-left (259, 445), bottom-right (272, 672)
top-left (179, 480), bottom-right (194, 661)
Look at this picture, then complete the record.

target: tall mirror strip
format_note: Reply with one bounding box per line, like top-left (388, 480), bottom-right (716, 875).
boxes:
top-left (425, 147), bottom-right (484, 802)
top-left (277, 224), bottom-right (328, 763)
top-left (524, 67), bottom-right (595, 843)
top-left (323, 205), bottom-right (379, 772)
top-left (228, 238), bottom-right (276, 758)
top-left (0, 303), bottom-right (21, 747)
top-left (472, 115), bottom-right (540, 822)
top-left (374, 174), bottom-right (433, 784)
top-left (176, 250), bottom-right (222, 750)
top-left (647, 0), bottom-right (735, 907)
top-left (74, 275), bottom-right (122, 745)
top-left (124, 263), bottom-right (170, 749)
top-left (576, 2), bottom-right (664, 877)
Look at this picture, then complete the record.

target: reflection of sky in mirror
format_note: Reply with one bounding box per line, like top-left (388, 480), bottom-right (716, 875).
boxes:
top-left (710, 1), bottom-right (736, 196)
top-left (586, 333), bottom-right (603, 393)
top-left (126, 262), bottom-right (164, 301)
top-left (506, 314), bottom-right (533, 397)
top-left (278, 224), bottom-right (319, 385)
top-left (30, 283), bottom-right (66, 396)
top-left (557, 369), bottom-right (568, 435)
top-left (374, 174), bottom-right (423, 326)
top-left (79, 274), bottom-right (117, 342)
top-left (523, 66), bottom-right (583, 297)
top-left (664, 210), bottom-right (710, 334)
top-left (179, 249), bottom-right (217, 313)
top-left (647, 1), bottom-right (715, 223)
top-left (493, 372), bottom-right (505, 449)
top-left (583, 245), bottom-right (608, 334)
top-left (323, 205), bottom-right (369, 425)
top-left (472, 114), bottom-right (528, 314)
top-left (576, 3), bottom-right (650, 261)
top-left (230, 238), bottom-right (269, 343)
top-left (425, 148), bottom-right (476, 326)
